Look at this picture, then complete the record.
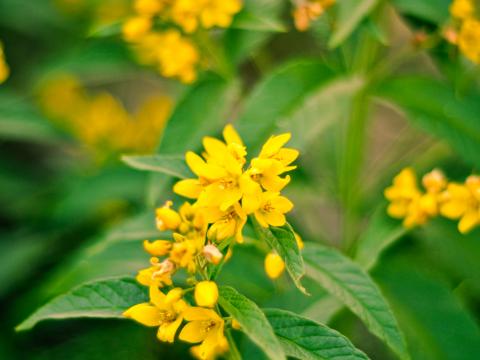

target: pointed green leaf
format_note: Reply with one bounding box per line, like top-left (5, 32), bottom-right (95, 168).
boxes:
top-left (251, 218), bottom-right (306, 294)
top-left (231, 11), bottom-right (287, 32)
top-left (122, 154), bottom-right (191, 179)
top-left (219, 286), bottom-right (285, 360)
top-left (303, 243), bottom-right (409, 359)
top-left (329, 0), bottom-right (379, 48)
top-left (392, 0), bottom-right (450, 24)
top-left (16, 277), bottom-right (147, 331)
top-left (264, 308), bottom-right (370, 360)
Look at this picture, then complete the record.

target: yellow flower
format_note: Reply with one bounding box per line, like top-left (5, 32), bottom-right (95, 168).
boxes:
top-left (264, 252), bottom-right (285, 279)
top-left (254, 191), bottom-right (294, 228)
top-left (450, 0), bottom-right (475, 20)
top-left (0, 42), bottom-right (9, 84)
top-left (171, 0), bottom-right (203, 33)
top-left (169, 235), bottom-right (200, 273)
top-left (248, 158), bottom-right (291, 192)
top-left (179, 307), bottom-right (228, 360)
top-left (198, 0), bottom-right (242, 29)
top-left (202, 244), bottom-right (223, 264)
top-left (143, 240), bottom-right (172, 256)
top-left (458, 18), bottom-right (480, 64)
top-left (293, 0), bottom-right (335, 31)
top-left (124, 286), bottom-right (187, 342)
top-left (194, 281), bottom-right (219, 307)
top-left (204, 203), bottom-right (247, 243)
top-left (156, 201), bottom-right (182, 231)
top-left (137, 258), bottom-right (174, 287)
top-left (134, 0), bottom-right (165, 16)
top-left (122, 16), bottom-right (152, 42)
top-left (440, 175), bottom-right (480, 233)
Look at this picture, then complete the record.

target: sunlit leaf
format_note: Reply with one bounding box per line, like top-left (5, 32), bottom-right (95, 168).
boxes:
top-left (122, 154), bottom-right (191, 179)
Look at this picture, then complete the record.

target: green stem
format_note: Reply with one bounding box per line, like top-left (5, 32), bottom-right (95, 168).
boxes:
top-left (225, 329), bottom-right (242, 360)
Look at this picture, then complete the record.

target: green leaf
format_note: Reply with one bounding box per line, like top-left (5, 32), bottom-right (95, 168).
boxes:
top-left (16, 277), bottom-right (147, 332)
top-left (88, 20), bottom-right (123, 38)
top-left (392, 0), bottom-right (450, 24)
top-left (303, 243), bottom-right (409, 360)
top-left (122, 154), bottom-right (191, 179)
top-left (251, 218), bottom-right (306, 294)
top-left (231, 11), bottom-right (287, 32)
top-left (264, 308), bottom-right (370, 360)
top-left (355, 206), bottom-right (407, 270)
top-left (377, 76), bottom-right (480, 169)
top-left (236, 60), bottom-right (335, 153)
top-left (219, 286), bottom-right (285, 360)
top-left (329, 0), bottom-right (379, 48)
top-left (374, 257), bottom-right (480, 360)
top-left (148, 76), bottom-right (239, 205)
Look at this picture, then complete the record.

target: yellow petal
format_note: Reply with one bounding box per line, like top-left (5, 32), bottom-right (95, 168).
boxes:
top-left (274, 148), bottom-right (299, 166)
top-left (223, 124), bottom-right (243, 145)
top-left (440, 201), bottom-right (467, 219)
top-left (143, 240), bottom-right (172, 256)
top-left (263, 211), bottom-right (286, 227)
top-left (254, 211), bottom-right (269, 228)
top-left (149, 286), bottom-right (166, 309)
top-left (203, 137), bottom-right (228, 158)
top-left (179, 321), bottom-right (207, 343)
top-left (123, 303), bottom-right (160, 326)
top-left (272, 195), bottom-right (294, 213)
top-left (157, 316), bottom-right (183, 343)
top-left (459, 210), bottom-right (479, 234)
top-left (173, 179), bottom-right (203, 199)
top-left (259, 133), bottom-right (291, 158)
top-left (183, 307), bottom-right (220, 321)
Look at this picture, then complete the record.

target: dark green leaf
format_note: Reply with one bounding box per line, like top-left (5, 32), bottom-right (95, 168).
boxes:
top-left (264, 308), bottom-right (370, 360)
top-left (303, 243), bottom-right (409, 359)
top-left (122, 154), bottom-right (191, 179)
top-left (329, 0), bottom-right (380, 48)
top-left (16, 277), bottom-right (147, 331)
top-left (219, 286), bottom-right (285, 360)
top-left (377, 76), bottom-right (480, 169)
top-left (251, 218), bottom-right (306, 294)
top-left (392, 0), bottom-right (450, 24)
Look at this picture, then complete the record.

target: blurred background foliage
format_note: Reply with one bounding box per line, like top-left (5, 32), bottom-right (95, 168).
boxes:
top-left (0, 0), bottom-right (480, 359)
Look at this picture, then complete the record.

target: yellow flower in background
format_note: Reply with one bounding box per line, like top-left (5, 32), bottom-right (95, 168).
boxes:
top-left (440, 175), bottom-right (480, 233)
top-left (134, 0), bottom-right (165, 16)
top-left (458, 18), bottom-right (480, 64)
top-left (198, 0), bottom-right (242, 29)
top-left (450, 0), bottom-right (475, 20)
top-left (264, 252), bottom-right (285, 279)
top-left (179, 307), bottom-right (228, 360)
top-left (194, 281), bottom-right (219, 307)
top-left (0, 42), bottom-right (9, 84)
top-left (171, 0), bottom-right (203, 33)
top-left (122, 16), bottom-right (152, 42)
top-left (124, 286), bottom-right (187, 342)
top-left (292, 0), bottom-right (335, 32)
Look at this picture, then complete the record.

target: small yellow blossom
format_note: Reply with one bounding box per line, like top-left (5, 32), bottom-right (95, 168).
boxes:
top-left (122, 16), bottom-right (152, 42)
top-left (440, 175), bottom-right (480, 233)
top-left (254, 191), bottom-right (294, 228)
top-left (203, 244), bottom-right (223, 264)
top-left (199, 0), bottom-right (242, 29)
top-left (458, 18), bottom-right (480, 64)
top-left (137, 258), bottom-right (174, 287)
top-left (156, 201), bottom-right (182, 231)
top-left (143, 240), bottom-right (172, 256)
top-left (194, 281), bottom-right (219, 307)
top-left (264, 252), bottom-right (285, 279)
top-left (124, 286), bottom-right (187, 342)
top-left (450, 0), bottom-right (475, 20)
top-left (171, 0), bottom-right (203, 33)
top-left (293, 0), bottom-right (335, 32)
top-left (204, 203), bottom-right (247, 243)
top-left (134, 0), bottom-right (165, 16)
top-left (0, 42), bottom-right (9, 84)
top-left (169, 236), bottom-right (200, 273)
top-left (179, 307), bottom-right (228, 360)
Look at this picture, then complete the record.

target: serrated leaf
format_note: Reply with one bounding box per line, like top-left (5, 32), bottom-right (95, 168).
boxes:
top-left (329, 0), bottom-right (379, 48)
top-left (219, 286), bottom-right (285, 360)
top-left (355, 206), bottom-right (407, 270)
top-left (16, 277), bottom-right (147, 331)
top-left (303, 243), bottom-right (409, 360)
top-left (231, 11), bottom-right (287, 32)
top-left (377, 76), bottom-right (480, 169)
top-left (264, 308), bottom-right (370, 360)
top-left (251, 218), bottom-right (306, 294)
top-left (236, 60), bottom-right (335, 153)
top-left (122, 154), bottom-right (191, 179)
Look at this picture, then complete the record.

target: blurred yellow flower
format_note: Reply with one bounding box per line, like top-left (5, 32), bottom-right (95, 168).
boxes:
top-left (293, 0), bottom-right (335, 32)
top-left (450, 0), bottom-right (475, 20)
top-left (458, 18), bottom-right (480, 64)
top-left (134, 0), bottom-right (165, 16)
top-left (179, 307), bottom-right (228, 360)
top-left (0, 42), bottom-right (10, 84)
top-left (122, 16), bottom-right (152, 42)
top-left (264, 252), bottom-right (285, 279)
top-left (440, 175), bottom-right (480, 233)
top-left (124, 286), bottom-right (187, 343)
top-left (194, 281), bottom-right (219, 307)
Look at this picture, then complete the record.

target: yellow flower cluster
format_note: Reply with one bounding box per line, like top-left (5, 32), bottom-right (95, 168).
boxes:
top-left (448, 0), bottom-right (480, 64)
top-left (122, 0), bottom-right (242, 83)
top-left (292, 0), bottom-right (335, 32)
top-left (385, 167), bottom-right (480, 234)
top-left (124, 125), bottom-right (299, 359)
top-left (38, 74), bottom-right (172, 159)
top-left (0, 41), bottom-right (9, 84)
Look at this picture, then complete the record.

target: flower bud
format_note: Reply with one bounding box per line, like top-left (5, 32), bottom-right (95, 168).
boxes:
top-left (294, 232), bottom-right (304, 250)
top-left (194, 281), bottom-right (218, 307)
top-left (231, 319), bottom-right (241, 330)
top-left (264, 252), bottom-right (285, 279)
top-left (122, 16), bottom-right (151, 42)
top-left (156, 201), bottom-right (181, 231)
top-left (143, 240), bottom-right (172, 256)
top-left (203, 244), bottom-right (223, 265)
top-left (152, 259), bottom-right (174, 278)
top-left (422, 169), bottom-right (446, 193)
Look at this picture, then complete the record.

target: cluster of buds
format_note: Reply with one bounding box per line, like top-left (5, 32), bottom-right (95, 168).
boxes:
top-left (122, 0), bottom-right (242, 83)
top-left (124, 124), bottom-right (300, 359)
top-left (444, 0), bottom-right (480, 64)
top-left (385, 167), bottom-right (480, 234)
